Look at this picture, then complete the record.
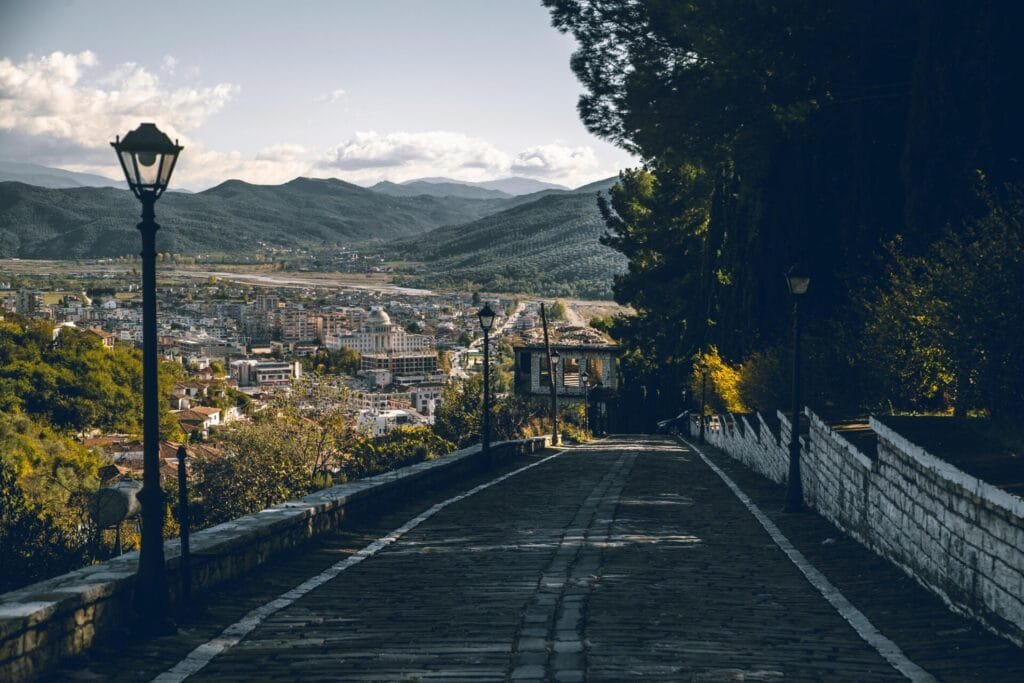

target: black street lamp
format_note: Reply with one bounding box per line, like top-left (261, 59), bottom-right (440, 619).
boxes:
top-left (581, 369), bottom-right (590, 435)
top-left (783, 272), bottom-right (810, 513)
top-left (551, 349), bottom-right (560, 445)
top-left (699, 359), bottom-right (709, 444)
top-left (477, 303), bottom-right (496, 462)
top-left (112, 123), bottom-right (182, 632)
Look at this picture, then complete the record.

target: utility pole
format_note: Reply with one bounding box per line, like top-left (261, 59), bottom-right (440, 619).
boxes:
top-left (541, 303), bottom-right (558, 446)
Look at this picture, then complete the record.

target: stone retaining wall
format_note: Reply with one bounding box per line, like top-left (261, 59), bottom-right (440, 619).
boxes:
top-left (0, 437), bottom-right (550, 682)
top-left (689, 412), bottom-right (1024, 645)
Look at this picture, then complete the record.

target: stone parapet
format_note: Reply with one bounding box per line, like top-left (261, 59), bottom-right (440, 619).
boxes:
top-left (0, 436), bottom-right (550, 682)
top-left (689, 410), bottom-right (1024, 645)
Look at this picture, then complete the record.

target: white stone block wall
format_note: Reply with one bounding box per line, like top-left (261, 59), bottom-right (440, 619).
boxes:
top-left (868, 418), bottom-right (1024, 644)
top-left (692, 406), bottom-right (1024, 644)
top-left (688, 412), bottom-right (787, 483)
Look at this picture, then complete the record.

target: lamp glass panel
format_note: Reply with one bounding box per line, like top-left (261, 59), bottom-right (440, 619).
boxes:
top-left (136, 152), bottom-right (161, 185)
top-left (159, 152), bottom-right (177, 185)
top-left (787, 276), bottom-right (810, 295)
top-left (120, 151), bottom-right (139, 185)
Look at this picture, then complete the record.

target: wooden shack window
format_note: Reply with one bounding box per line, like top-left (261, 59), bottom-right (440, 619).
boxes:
top-left (540, 356), bottom-right (551, 387)
top-left (562, 356), bottom-right (580, 387)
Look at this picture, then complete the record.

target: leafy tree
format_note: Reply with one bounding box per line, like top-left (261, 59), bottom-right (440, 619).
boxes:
top-left (0, 411), bottom-right (101, 592)
top-left (861, 184), bottom-right (1024, 420)
top-left (544, 1), bottom-right (1024, 424)
top-left (0, 316), bottom-right (184, 435)
top-left (547, 300), bottom-right (567, 321)
top-left (434, 375), bottom-right (547, 447)
top-left (434, 374), bottom-right (484, 448)
top-left (195, 375), bottom-right (354, 524)
top-left (342, 426), bottom-right (454, 480)
top-left (304, 348), bottom-right (360, 376)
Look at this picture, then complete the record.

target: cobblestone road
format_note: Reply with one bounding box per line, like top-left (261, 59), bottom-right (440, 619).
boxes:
top-left (51, 436), bottom-right (1023, 682)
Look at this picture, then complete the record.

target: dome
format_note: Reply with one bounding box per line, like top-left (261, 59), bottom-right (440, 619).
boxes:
top-left (368, 307), bottom-right (392, 325)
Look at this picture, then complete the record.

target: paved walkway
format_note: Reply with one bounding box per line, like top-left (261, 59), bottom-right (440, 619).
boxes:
top-left (49, 436), bottom-right (1023, 682)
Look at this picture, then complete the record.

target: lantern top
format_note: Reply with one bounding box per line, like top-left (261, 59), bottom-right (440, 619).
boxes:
top-left (477, 303), bottom-right (496, 332)
top-left (111, 123), bottom-right (183, 200)
top-left (114, 123), bottom-right (181, 154)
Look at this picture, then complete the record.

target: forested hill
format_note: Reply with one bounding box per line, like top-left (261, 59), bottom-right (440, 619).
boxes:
top-left (392, 184), bottom-right (625, 299)
top-left (0, 177), bottom-right (509, 258)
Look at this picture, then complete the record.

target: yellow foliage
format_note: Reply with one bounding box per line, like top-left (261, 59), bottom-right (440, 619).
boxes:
top-left (690, 346), bottom-right (748, 414)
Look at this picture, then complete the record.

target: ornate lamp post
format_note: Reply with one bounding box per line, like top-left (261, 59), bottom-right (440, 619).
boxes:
top-left (581, 369), bottom-right (590, 435)
top-left (551, 349), bottom-right (561, 444)
top-left (477, 303), bottom-right (496, 461)
top-left (699, 359), bottom-right (709, 444)
top-left (783, 272), bottom-right (810, 513)
top-left (112, 123), bottom-right (182, 632)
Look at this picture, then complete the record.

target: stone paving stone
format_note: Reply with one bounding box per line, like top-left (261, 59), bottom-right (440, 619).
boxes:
top-left (43, 437), bottom-right (1024, 682)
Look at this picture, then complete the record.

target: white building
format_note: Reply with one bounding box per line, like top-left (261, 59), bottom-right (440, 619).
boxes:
top-left (324, 308), bottom-right (432, 354)
top-left (356, 408), bottom-right (423, 437)
top-left (230, 359), bottom-right (302, 389)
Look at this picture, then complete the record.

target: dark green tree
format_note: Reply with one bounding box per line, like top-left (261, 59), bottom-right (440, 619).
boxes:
top-left (544, 0), bottom-right (1024, 423)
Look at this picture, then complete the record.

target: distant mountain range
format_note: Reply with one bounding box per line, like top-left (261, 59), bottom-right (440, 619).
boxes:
top-left (0, 160), bottom-right (124, 190)
top-left (408, 176), bottom-right (569, 195)
top-left (370, 180), bottom-right (513, 201)
top-left (0, 163), bottom-right (622, 297)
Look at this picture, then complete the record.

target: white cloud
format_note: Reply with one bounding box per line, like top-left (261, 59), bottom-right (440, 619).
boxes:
top-left (254, 143), bottom-right (311, 163)
top-left (512, 143), bottom-right (600, 179)
top-left (315, 88), bottom-right (347, 104)
top-left (319, 131), bottom-right (604, 187)
top-left (0, 50), bottom-right (237, 150)
top-left (161, 55), bottom-right (178, 75)
top-left (323, 130), bottom-right (508, 173)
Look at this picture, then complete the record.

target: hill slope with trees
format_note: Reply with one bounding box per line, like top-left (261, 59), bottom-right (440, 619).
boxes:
top-left (393, 182), bottom-right (625, 299)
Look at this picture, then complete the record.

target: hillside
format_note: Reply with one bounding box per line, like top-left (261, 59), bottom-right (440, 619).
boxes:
top-left (392, 190), bottom-right (626, 299)
top-left (370, 180), bottom-right (512, 200)
top-left (0, 178), bottom-right (509, 258)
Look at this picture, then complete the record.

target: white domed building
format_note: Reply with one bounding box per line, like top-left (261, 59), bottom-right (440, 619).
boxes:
top-left (324, 307), bottom-right (432, 355)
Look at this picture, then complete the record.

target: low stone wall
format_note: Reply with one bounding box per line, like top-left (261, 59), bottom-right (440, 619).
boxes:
top-left (695, 411), bottom-right (788, 484)
top-left (689, 411), bottom-right (1024, 645)
top-left (867, 419), bottom-right (1024, 644)
top-left (0, 437), bottom-right (550, 682)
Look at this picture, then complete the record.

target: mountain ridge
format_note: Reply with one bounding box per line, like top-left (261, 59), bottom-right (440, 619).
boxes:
top-left (0, 160), bottom-right (123, 190)
top-left (0, 172), bottom-right (623, 297)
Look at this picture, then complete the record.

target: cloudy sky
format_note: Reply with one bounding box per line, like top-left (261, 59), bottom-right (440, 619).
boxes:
top-left (0, 0), bottom-right (637, 190)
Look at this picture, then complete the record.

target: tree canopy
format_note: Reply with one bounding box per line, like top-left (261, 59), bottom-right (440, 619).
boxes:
top-left (545, 0), bottom-right (1024, 427)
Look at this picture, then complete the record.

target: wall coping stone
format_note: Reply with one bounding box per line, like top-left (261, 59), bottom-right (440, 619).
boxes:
top-left (870, 417), bottom-right (1024, 519)
top-left (808, 410), bottom-right (874, 470)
